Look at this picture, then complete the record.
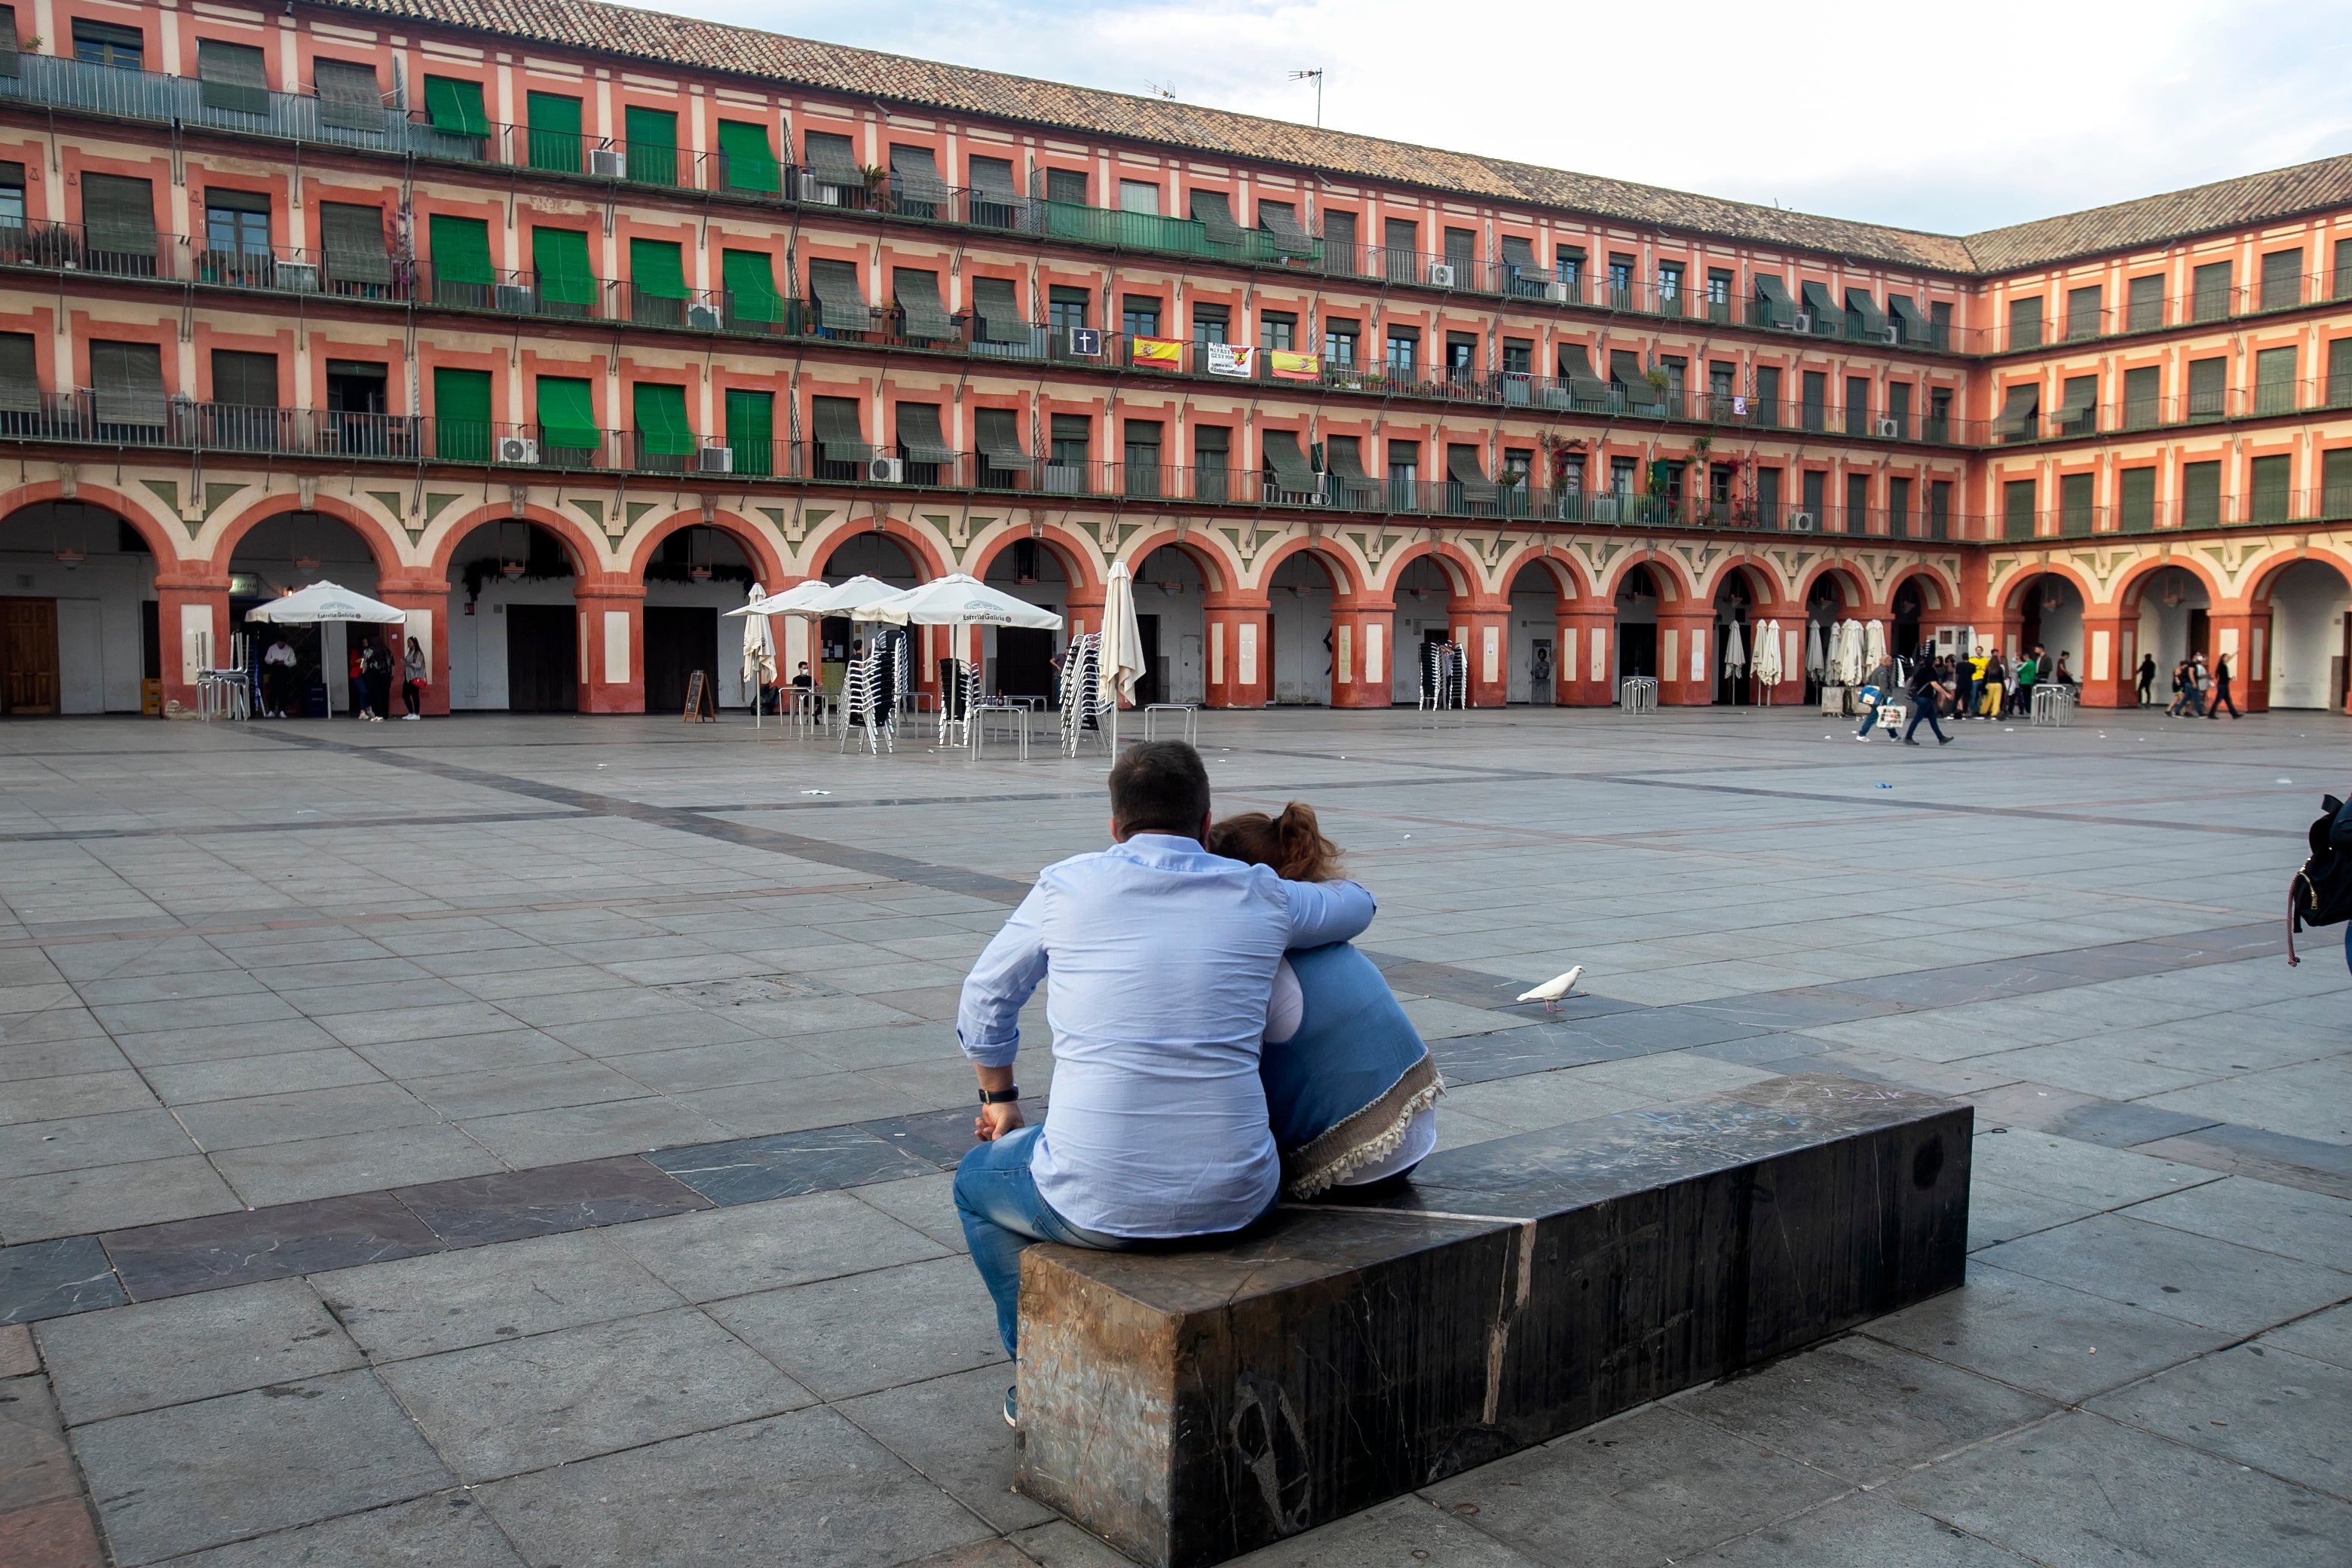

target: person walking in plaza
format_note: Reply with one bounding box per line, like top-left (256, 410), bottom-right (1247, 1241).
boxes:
top-left (1979, 651), bottom-right (2007, 717)
top-left (951, 740), bottom-right (1376, 1426)
top-left (1854, 657), bottom-right (1896, 741)
top-left (2138, 653), bottom-right (2158, 706)
top-left (262, 634), bottom-right (297, 718)
top-left (2191, 654), bottom-right (2212, 716)
top-left (2010, 648), bottom-right (2037, 718)
top-left (1902, 654), bottom-right (1953, 746)
top-left (400, 637), bottom-right (427, 720)
top-left (2207, 653), bottom-right (2241, 718)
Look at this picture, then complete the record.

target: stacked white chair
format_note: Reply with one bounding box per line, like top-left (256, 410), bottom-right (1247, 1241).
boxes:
top-left (1060, 633), bottom-right (1107, 755)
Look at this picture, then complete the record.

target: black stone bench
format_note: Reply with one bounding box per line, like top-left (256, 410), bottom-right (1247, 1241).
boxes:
top-left (1013, 1073), bottom-right (1970, 1568)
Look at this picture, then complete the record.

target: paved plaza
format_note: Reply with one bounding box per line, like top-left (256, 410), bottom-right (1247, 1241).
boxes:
top-left (0, 703), bottom-right (2347, 1567)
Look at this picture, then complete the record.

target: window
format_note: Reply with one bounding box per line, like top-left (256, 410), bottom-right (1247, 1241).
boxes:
top-left (1753, 366), bottom-right (1781, 427)
top-left (1048, 286), bottom-right (1089, 333)
top-left (1659, 356), bottom-right (1686, 406)
top-left (721, 250), bottom-right (783, 329)
top-left (1387, 440), bottom-right (1418, 509)
top-left (1446, 332), bottom-right (1478, 380)
top-left (1928, 385), bottom-right (1952, 441)
top-left (1118, 179), bottom-right (1159, 216)
top-left (2118, 467), bottom-right (2155, 532)
top-left (1443, 227), bottom-right (1475, 269)
top-left (1800, 370), bottom-right (1827, 432)
top-left (1802, 470), bottom-right (1825, 522)
top-left (196, 39), bottom-right (268, 115)
top-left (1193, 424), bottom-right (1230, 500)
top-left (1845, 375), bottom-right (1870, 436)
top-left (1998, 382), bottom-right (2041, 442)
top-left (1843, 472), bottom-right (1870, 533)
top-left (2331, 339), bottom-right (2352, 407)
top-left (1262, 311), bottom-right (1296, 352)
top-left (2003, 477), bottom-right (2038, 540)
top-left (531, 228), bottom-right (596, 317)
top-left (632, 381), bottom-right (691, 470)
top-left (1324, 319), bottom-right (1358, 366)
top-left (527, 92), bottom-right (584, 174)
top-left (1046, 168), bottom-right (1087, 204)
top-left (1607, 253), bottom-right (1633, 305)
top-left (811, 395), bottom-right (868, 474)
top-left (2326, 447), bottom-right (2352, 513)
top-left (2065, 283), bottom-right (2102, 340)
top-left (2127, 274), bottom-right (2164, 331)
top-left (808, 258), bottom-right (871, 335)
top-left (627, 238), bottom-right (688, 325)
top-left (2123, 365), bottom-right (2161, 428)
top-left (1049, 414), bottom-right (1090, 470)
top-left (2191, 261), bottom-right (2233, 322)
top-left (203, 188), bottom-right (269, 261)
top-left (1755, 467), bottom-right (1781, 524)
top-left (2338, 237), bottom-right (2352, 301)
top-left (2260, 248), bottom-right (2303, 311)
top-left (0, 160), bottom-right (21, 229)
top-left (803, 131), bottom-right (862, 190)
top-left (1385, 326), bottom-right (1417, 375)
top-left (534, 376), bottom-right (600, 461)
top-left (1887, 381), bottom-right (1912, 436)
top-left (2060, 472), bottom-right (2094, 534)
top-left (725, 389), bottom-right (774, 476)
top-left (1928, 481), bottom-right (1951, 540)
top-left (2249, 454), bottom-right (2291, 520)
top-left (74, 20), bottom-right (142, 70)
top-left (82, 174), bottom-right (158, 270)
top-left (1502, 338), bottom-right (1531, 375)
top-left (1706, 268), bottom-right (1732, 311)
top-left (1709, 360), bottom-right (1735, 406)
top-left (2254, 346), bottom-right (2297, 415)
top-left (1554, 247), bottom-right (1584, 294)
top-left (2058, 374), bottom-right (2098, 436)
top-left (895, 402), bottom-right (953, 480)
top-left (210, 349), bottom-right (277, 407)
top-left (433, 367), bottom-right (492, 461)
top-left (716, 121), bottom-right (778, 194)
top-left (1383, 218), bottom-right (1417, 282)
top-left (2181, 461), bottom-right (2221, 527)
top-left (314, 60), bottom-right (384, 132)
top-left (969, 277), bottom-right (1027, 344)
top-left (422, 76), bottom-right (488, 138)
top-left (1888, 477), bottom-right (1912, 539)
top-left (1190, 303), bottom-right (1228, 346)
top-left (2186, 357), bottom-right (2225, 420)
top-left (320, 203), bottom-right (391, 292)
top-left (1322, 210), bottom-right (1357, 274)
top-left (2007, 295), bottom-right (2044, 348)
top-left (1658, 262), bottom-right (1683, 306)
top-left (888, 145), bottom-right (946, 217)
top-left (1612, 457), bottom-right (1639, 495)
top-left (1122, 419), bottom-right (1162, 497)
top-left (623, 106), bottom-right (678, 187)
top-left (1122, 296), bottom-right (1161, 338)
top-left (427, 214), bottom-right (492, 306)
top-left (967, 155), bottom-right (1015, 200)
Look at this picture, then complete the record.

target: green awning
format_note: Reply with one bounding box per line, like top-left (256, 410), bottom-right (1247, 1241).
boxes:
top-left (630, 238), bottom-right (687, 300)
top-left (975, 407), bottom-right (1027, 465)
top-left (1888, 294), bottom-right (1929, 341)
top-left (534, 375), bottom-right (599, 451)
top-left (722, 249), bottom-right (783, 323)
top-left (895, 402), bottom-right (954, 463)
top-left (893, 268), bottom-right (952, 339)
top-left (725, 388), bottom-right (773, 474)
top-left (1998, 383), bottom-right (2040, 438)
top-left (623, 106), bottom-right (676, 186)
top-left (532, 227), bottom-right (596, 308)
top-left (1845, 289), bottom-right (1889, 337)
top-left (312, 59), bottom-right (381, 133)
top-left (1190, 190), bottom-right (1243, 245)
top-left (1799, 280), bottom-right (1838, 326)
top-left (526, 91), bottom-right (583, 174)
top-left (1499, 234), bottom-right (1536, 269)
top-left (716, 120), bottom-right (778, 194)
top-left (1753, 274), bottom-right (1795, 324)
top-left (424, 76), bottom-right (488, 138)
top-left (197, 39), bottom-right (268, 115)
top-left (633, 381), bottom-right (691, 456)
top-left (968, 276), bottom-right (1028, 343)
top-left (433, 366), bottom-right (492, 461)
top-left (1446, 445), bottom-right (1497, 503)
top-left (803, 131), bottom-right (863, 188)
top-left (321, 202), bottom-right (391, 284)
top-left (888, 145), bottom-right (948, 204)
top-left (429, 214), bottom-right (492, 286)
top-left (812, 396), bottom-right (868, 463)
top-left (1261, 428), bottom-right (1315, 492)
top-left (808, 259), bottom-right (869, 332)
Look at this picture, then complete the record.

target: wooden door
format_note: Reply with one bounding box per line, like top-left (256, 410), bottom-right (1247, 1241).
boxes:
top-left (1, 598), bottom-right (60, 715)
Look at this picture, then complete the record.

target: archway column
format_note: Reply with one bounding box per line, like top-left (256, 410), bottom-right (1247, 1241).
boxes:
top-left (2075, 607), bottom-right (2136, 710)
top-left (1203, 596), bottom-right (1271, 709)
top-left (1756, 621), bottom-right (1806, 707)
top-left (1556, 608), bottom-right (1613, 706)
top-left (1330, 599), bottom-right (1395, 709)
top-left (575, 580), bottom-right (645, 714)
top-left (154, 569), bottom-right (229, 717)
top-left (375, 574), bottom-right (453, 716)
top-left (2207, 609), bottom-right (2273, 713)
top-left (1655, 609), bottom-right (1715, 706)
top-left (1447, 600), bottom-right (1511, 708)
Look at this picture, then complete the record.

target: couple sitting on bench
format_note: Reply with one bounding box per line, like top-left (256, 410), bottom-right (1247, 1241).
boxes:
top-left (953, 740), bottom-right (1439, 1424)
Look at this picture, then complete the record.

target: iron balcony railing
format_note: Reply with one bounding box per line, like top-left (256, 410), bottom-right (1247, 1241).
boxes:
top-left (1994, 375), bottom-right (2350, 443)
top-left (2001, 488), bottom-right (2350, 541)
top-left (2010, 272), bottom-right (2343, 352)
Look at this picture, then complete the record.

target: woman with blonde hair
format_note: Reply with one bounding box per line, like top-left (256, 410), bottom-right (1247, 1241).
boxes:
top-left (1205, 802), bottom-right (1439, 1196)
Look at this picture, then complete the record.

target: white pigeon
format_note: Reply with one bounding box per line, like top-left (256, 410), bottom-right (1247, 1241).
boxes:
top-left (1517, 966), bottom-right (1585, 1012)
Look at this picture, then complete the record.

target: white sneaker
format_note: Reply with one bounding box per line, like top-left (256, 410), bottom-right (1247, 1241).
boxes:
top-left (1854, 733), bottom-right (1869, 742)
top-left (403, 712), bottom-right (420, 721)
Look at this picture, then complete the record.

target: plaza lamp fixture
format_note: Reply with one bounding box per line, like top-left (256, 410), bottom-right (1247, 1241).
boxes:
top-left (2041, 584), bottom-right (2063, 611)
top-left (688, 528), bottom-right (713, 581)
top-left (51, 501), bottom-right (86, 568)
top-left (2159, 575), bottom-right (2186, 607)
top-left (499, 520), bottom-right (525, 579)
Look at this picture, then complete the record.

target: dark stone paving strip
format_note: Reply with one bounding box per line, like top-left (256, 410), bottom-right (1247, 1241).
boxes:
top-left (0, 1237), bottom-right (124, 1326)
top-left (393, 1156), bottom-right (710, 1248)
top-left (0, 808), bottom-right (590, 844)
top-left (102, 1191), bottom-right (443, 1302)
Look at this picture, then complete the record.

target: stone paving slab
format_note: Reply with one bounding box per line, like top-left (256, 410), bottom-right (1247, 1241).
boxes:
top-left (0, 709), bottom-right (2347, 1566)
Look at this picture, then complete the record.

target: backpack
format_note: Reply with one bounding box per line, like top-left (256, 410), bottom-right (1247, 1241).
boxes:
top-left (2287, 794), bottom-right (2352, 965)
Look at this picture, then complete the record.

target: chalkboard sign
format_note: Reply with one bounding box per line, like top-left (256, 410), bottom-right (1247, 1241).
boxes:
top-left (682, 669), bottom-right (717, 721)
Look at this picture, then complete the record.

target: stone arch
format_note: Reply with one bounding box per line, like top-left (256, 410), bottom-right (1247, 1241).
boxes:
top-left (1116, 528), bottom-right (1239, 597)
top-left (1257, 535), bottom-right (1370, 601)
top-left (209, 493), bottom-right (406, 582)
top-left (1368, 538), bottom-right (1475, 604)
top-left (1493, 542), bottom-right (1592, 602)
top-left (2112, 551), bottom-right (2228, 612)
top-left (429, 504), bottom-right (606, 583)
top-left (0, 481), bottom-right (183, 566)
top-left (1795, 562), bottom-right (1870, 616)
top-left (2249, 542), bottom-right (2352, 609)
top-left (1701, 555), bottom-right (1791, 614)
top-left (626, 507), bottom-right (789, 588)
top-left (965, 522), bottom-right (1104, 602)
top-left (1885, 567), bottom-right (1949, 615)
top-left (1998, 558), bottom-right (2097, 614)
top-left (803, 509), bottom-right (951, 586)
top-left (1596, 550), bottom-right (1695, 605)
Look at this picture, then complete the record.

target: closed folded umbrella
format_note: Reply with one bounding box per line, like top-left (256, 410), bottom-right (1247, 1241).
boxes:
top-left (1720, 617), bottom-right (1745, 674)
top-left (1752, 619), bottom-right (1782, 686)
top-left (737, 583), bottom-right (776, 720)
top-left (1805, 620), bottom-right (1825, 677)
top-left (1864, 620), bottom-right (1888, 672)
top-left (1098, 561), bottom-right (1147, 750)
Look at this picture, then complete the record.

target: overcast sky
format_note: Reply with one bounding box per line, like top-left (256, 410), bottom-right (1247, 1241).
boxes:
top-left (656, 0), bottom-right (2352, 236)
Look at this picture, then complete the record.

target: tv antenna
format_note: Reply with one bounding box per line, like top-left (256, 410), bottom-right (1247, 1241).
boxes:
top-left (1144, 80), bottom-right (1175, 100)
top-left (1290, 69), bottom-right (1323, 127)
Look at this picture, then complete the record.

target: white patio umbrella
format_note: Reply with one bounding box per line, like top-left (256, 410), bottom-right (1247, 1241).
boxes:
top-left (1864, 619), bottom-right (1888, 672)
top-left (1804, 620), bottom-right (1825, 678)
top-left (856, 574), bottom-right (1063, 629)
top-left (245, 581), bottom-right (406, 718)
top-left (791, 575), bottom-right (902, 617)
top-left (1720, 617), bottom-right (1746, 675)
top-left (1752, 619), bottom-right (1783, 687)
top-left (1098, 561), bottom-right (1147, 750)
top-left (730, 578), bottom-right (836, 617)
top-left (731, 583), bottom-right (776, 725)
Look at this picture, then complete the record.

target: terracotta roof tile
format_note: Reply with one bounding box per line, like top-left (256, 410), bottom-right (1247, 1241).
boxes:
top-left (1964, 155), bottom-right (2352, 272)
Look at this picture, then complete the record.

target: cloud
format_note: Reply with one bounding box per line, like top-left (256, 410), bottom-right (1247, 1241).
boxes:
top-left (663, 0), bottom-right (2352, 233)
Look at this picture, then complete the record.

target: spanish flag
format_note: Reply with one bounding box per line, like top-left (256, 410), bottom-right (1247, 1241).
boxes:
top-left (1268, 350), bottom-right (1322, 382)
top-left (1131, 337), bottom-right (1184, 367)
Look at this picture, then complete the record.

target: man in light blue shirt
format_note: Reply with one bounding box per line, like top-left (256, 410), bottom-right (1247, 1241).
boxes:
top-left (954, 740), bottom-right (1375, 1421)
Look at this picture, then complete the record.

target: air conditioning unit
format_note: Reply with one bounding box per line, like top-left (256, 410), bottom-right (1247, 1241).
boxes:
top-left (1785, 510), bottom-right (1816, 532)
top-left (1874, 418), bottom-right (1900, 439)
top-left (276, 262), bottom-right (320, 292)
top-left (1769, 315), bottom-right (1803, 332)
top-left (495, 283), bottom-right (537, 314)
top-left (1877, 324), bottom-right (1900, 345)
top-left (697, 445), bottom-right (733, 473)
top-left (866, 455), bottom-right (905, 483)
top-left (590, 148), bottom-right (626, 179)
top-left (497, 436), bottom-right (540, 464)
top-left (1539, 280), bottom-right (1569, 304)
top-left (1426, 263), bottom-right (1456, 288)
top-left (686, 304), bottom-right (723, 331)
top-left (1793, 311), bottom-right (1814, 333)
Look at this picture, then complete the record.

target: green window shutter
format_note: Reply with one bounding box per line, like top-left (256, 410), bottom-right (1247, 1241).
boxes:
top-left (892, 268), bottom-right (951, 339)
top-left (0, 332), bottom-right (36, 413)
top-left (2064, 284), bottom-right (2102, 340)
top-left (623, 106), bottom-right (676, 187)
top-left (2059, 472), bottom-right (2094, 533)
top-left (433, 366), bottom-right (492, 461)
top-left (2248, 455), bottom-right (2291, 521)
top-left (320, 203), bottom-right (390, 285)
top-left (2191, 261), bottom-right (2232, 322)
top-left (2002, 477), bottom-right (2037, 540)
top-left (2323, 449), bottom-right (2352, 515)
top-left (2118, 467), bottom-right (2155, 532)
top-left (423, 76), bottom-right (488, 137)
top-left (724, 388), bottom-right (773, 475)
top-left (428, 213), bottom-right (492, 286)
top-left (721, 249), bottom-right (782, 324)
top-left (629, 238), bottom-right (687, 300)
top-left (2255, 346), bottom-right (2298, 414)
top-left (313, 59), bottom-right (382, 133)
top-left (2122, 365), bottom-right (2161, 428)
top-left (716, 121), bottom-right (778, 194)
top-left (196, 39), bottom-right (269, 115)
top-left (2260, 248), bottom-right (2303, 311)
top-left (210, 348), bottom-right (277, 406)
top-left (2181, 461), bottom-right (2221, 528)
top-left (81, 173), bottom-right (156, 256)
top-left (632, 381), bottom-right (691, 456)
top-left (531, 228), bottom-right (596, 308)
top-left (2006, 295), bottom-right (2043, 347)
top-left (2330, 339), bottom-right (2352, 408)
top-left (2187, 357), bottom-right (2225, 419)
top-left (0, 9), bottom-right (19, 81)
top-left (527, 91), bottom-right (583, 173)
top-left (534, 375), bottom-right (599, 452)
top-left (90, 340), bottom-right (166, 426)
top-left (804, 131), bottom-right (862, 188)
top-left (2126, 274), bottom-right (2164, 331)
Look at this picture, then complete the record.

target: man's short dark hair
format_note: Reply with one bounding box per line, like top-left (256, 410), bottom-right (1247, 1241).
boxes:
top-left (1109, 741), bottom-right (1211, 838)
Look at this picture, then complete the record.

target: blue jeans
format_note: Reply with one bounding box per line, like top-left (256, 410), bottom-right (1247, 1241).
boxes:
top-left (954, 1126), bottom-right (1146, 1358)
top-left (1903, 700), bottom-right (1947, 742)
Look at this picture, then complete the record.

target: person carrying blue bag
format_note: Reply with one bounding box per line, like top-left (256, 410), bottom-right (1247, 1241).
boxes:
top-left (1206, 804), bottom-right (1441, 1195)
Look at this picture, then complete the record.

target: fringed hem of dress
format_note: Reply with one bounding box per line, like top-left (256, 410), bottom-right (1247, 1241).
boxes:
top-left (1282, 1052), bottom-right (1444, 1199)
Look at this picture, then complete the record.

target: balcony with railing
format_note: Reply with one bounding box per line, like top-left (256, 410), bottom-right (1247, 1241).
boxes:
top-left (1994, 375), bottom-right (2350, 444)
top-left (2001, 487), bottom-right (2350, 541)
top-left (2001, 271), bottom-right (2348, 354)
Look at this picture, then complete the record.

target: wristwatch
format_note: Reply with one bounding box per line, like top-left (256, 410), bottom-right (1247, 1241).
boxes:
top-left (978, 1086), bottom-right (1021, 1105)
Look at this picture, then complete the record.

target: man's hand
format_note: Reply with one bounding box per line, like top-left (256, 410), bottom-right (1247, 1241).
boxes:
top-left (975, 1100), bottom-right (1026, 1141)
